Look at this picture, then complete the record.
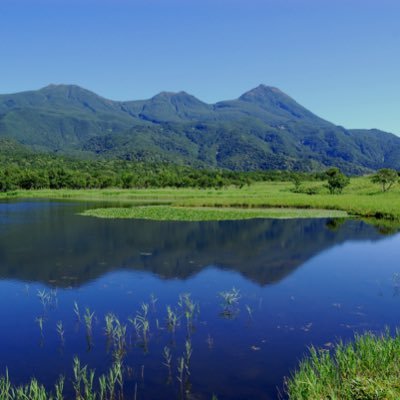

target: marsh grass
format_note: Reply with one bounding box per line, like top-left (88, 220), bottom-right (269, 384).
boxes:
top-left (82, 205), bottom-right (348, 222)
top-left (0, 359), bottom-right (126, 400)
top-left (0, 372), bottom-right (64, 400)
top-left (7, 177), bottom-right (398, 223)
top-left (73, 302), bottom-right (81, 323)
top-left (1, 290), bottom-right (239, 399)
top-left (286, 329), bottom-right (400, 399)
top-left (219, 288), bottom-right (241, 318)
top-left (36, 316), bottom-right (45, 338)
top-left (178, 293), bottom-right (199, 335)
top-left (2, 177), bottom-right (399, 225)
top-left (130, 303), bottom-right (150, 351)
top-left (162, 346), bottom-right (173, 383)
top-left (56, 321), bottom-right (65, 345)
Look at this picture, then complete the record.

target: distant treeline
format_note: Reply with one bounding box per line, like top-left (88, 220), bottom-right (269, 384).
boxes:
top-left (0, 151), bottom-right (326, 191)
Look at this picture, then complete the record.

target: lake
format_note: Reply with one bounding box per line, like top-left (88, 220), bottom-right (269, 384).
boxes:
top-left (0, 200), bottom-right (399, 399)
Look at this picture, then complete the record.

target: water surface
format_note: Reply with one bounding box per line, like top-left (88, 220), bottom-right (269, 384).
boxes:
top-left (0, 200), bottom-right (399, 399)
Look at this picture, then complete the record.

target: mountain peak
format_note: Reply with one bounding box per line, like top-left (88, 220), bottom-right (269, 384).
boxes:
top-left (151, 90), bottom-right (197, 100)
top-left (239, 84), bottom-right (286, 101)
top-left (139, 90), bottom-right (211, 123)
top-left (40, 83), bottom-right (85, 92)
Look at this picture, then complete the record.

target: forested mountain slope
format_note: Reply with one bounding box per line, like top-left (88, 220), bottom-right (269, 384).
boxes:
top-left (1, 84), bottom-right (399, 173)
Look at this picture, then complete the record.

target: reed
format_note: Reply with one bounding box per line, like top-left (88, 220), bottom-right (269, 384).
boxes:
top-left (166, 306), bottom-right (180, 335)
top-left (150, 293), bottom-right (158, 313)
top-left (73, 301), bottom-right (81, 323)
top-left (104, 313), bottom-right (116, 337)
top-left (162, 346), bottom-right (173, 383)
top-left (0, 359), bottom-right (127, 400)
top-left (35, 316), bottom-right (44, 338)
top-left (84, 308), bottom-right (95, 336)
top-left (56, 321), bottom-right (65, 344)
top-left (54, 376), bottom-right (65, 400)
top-left (37, 289), bottom-right (51, 310)
top-left (245, 304), bottom-right (253, 320)
top-left (219, 287), bottom-right (241, 318)
top-left (131, 303), bottom-right (150, 350)
top-left (178, 293), bottom-right (199, 335)
top-left (111, 318), bottom-right (128, 362)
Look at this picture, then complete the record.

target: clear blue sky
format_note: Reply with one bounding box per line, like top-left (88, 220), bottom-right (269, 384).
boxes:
top-left (1, 0), bottom-right (399, 134)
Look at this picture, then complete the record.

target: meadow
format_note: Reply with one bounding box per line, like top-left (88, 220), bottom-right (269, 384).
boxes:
top-left (1, 176), bottom-right (399, 223)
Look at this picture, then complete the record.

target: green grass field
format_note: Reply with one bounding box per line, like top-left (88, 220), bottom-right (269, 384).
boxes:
top-left (1, 177), bottom-right (399, 223)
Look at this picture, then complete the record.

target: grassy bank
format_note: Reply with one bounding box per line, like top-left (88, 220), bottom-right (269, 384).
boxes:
top-left (1, 177), bottom-right (399, 222)
top-left (286, 330), bottom-right (400, 399)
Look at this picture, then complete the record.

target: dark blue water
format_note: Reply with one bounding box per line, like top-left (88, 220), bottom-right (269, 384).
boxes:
top-left (0, 200), bottom-right (399, 399)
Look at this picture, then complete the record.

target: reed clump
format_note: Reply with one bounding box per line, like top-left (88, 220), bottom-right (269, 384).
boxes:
top-left (286, 329), bottom-right (400, 399)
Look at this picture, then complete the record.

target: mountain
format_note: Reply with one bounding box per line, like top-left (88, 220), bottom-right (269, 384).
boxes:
top-left (1, 84), bottom-right (399, 173)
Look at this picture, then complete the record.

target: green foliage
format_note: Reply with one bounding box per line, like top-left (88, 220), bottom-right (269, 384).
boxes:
top-left (1, 84), bottom-right (400, 174)
top-left (326, 167), bottom-right (350, 194)
top-left (371, 168), bottom-right (399, 192)
top-left (0, 141), bottom-right (328, 191)
top-left (290, 174), bottom-right (303, 192)
top-left (286, 329), bottom-right (400, 399)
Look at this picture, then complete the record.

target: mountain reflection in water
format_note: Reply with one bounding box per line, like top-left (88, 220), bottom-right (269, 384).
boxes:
top-left (0, 201), bottom-right (390, 287)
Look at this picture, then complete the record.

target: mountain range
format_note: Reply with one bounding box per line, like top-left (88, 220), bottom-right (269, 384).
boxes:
top-left (1, 84), bottom-right (399, 173)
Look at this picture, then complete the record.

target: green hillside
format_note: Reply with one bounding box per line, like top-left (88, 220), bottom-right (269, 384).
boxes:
top-left (0, 84), bottom-right (399, 173)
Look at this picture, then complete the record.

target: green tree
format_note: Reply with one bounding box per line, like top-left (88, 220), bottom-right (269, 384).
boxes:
top-left (291, 174), bottom-right (302, 192)
top-left (326, 167), bottom-right (350, 194)
top-left (371, 168), bottom-right (398, 192)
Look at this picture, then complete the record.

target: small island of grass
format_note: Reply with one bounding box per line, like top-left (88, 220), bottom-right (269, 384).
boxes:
top-left (81, 205), bottom-right (348, 221)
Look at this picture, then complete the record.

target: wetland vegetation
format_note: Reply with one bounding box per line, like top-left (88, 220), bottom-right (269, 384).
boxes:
top-left (287, 330), bottom-right (400, 399)
top-left (2, 175), bottom-right (398, 225)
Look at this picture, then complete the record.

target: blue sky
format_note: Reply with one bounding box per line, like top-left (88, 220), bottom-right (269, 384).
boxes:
top-left (1, 0), bottom-right (399, 134)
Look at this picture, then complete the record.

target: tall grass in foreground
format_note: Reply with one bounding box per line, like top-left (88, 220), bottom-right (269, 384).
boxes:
top-left (0, 359), bottom-right (124, 400)
top-left (286, 329), bottom-right (400, 399)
